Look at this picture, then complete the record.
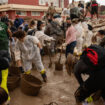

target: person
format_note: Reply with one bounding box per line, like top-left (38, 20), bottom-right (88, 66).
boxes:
top-left (70, 6), bottom-right (84, 20)
top-left (0, 87), bottom-right (8, 105)
top-left (14, 15), bottom-right (24, 29)
top-left (35, 20), bottom-right (54, 46)
top-left (83, 24), bottom-right (93, 48)
top-left (78, 1), bottom-right (84, 9)
top-left (65, 17), bottom-right (77, 57)
top-left (14, 31), bottom-right (47, 82)
top-left (96, 30), bottom-right (105, 47)
top-left (73, 19), bottom-right (84, 56)
top-left (44, 16), bottom-right (63, 54)
top-left (0, 18), bottom-right (12, 104)
top-left (74, 45), bottom-right (105, 105)
top-left (47, 2), bottom-right (56, 18)
top-left (0, 12), bottom-right (9, 25)
top-left (91, 0), bottom-right (98, 19)
top-left (19, 20), bottom-right (28, 31)
top-left (27, 20), bottom-right (37, 36)
top-left (84, 2), bottom-right (91, 18)
top-left (8, 20), bottom-right (17, 34)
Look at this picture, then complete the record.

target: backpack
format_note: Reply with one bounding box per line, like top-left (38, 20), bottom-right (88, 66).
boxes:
top-left (80, 45), bottom-right (105, 70)
top-left (0, 22), bottom-right (9, 51)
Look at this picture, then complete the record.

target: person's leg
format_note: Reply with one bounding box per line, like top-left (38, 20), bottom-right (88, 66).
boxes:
top-left (66, 41), bottom-right (76, 58)
top-left (22, 60), bottom-right (32, 74)
top-left (91, 7), bottom-right (94, 19)
top-left (33, 47), bottom-right (47, 82)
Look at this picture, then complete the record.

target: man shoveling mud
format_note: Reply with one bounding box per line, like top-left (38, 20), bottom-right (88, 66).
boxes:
top-left (74, 45), bottom-right (105, 105)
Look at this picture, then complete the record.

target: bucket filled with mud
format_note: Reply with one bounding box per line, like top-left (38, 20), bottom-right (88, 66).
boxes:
top-left (7, 75), bottom-right (20, 91)
top-left (21, 74), bottom-right (42, 96)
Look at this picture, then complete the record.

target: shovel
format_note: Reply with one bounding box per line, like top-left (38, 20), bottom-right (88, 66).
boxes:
top-left (55, 46), bottom-right (63, 71)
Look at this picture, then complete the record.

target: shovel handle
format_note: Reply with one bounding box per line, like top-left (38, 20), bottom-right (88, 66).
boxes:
top-left (58, 46), bottom-right (63, 63)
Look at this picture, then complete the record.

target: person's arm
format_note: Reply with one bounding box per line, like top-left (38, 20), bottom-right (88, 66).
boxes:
top-left (14, 42), bottom-right (22, 66)
top-left (7, 28), bottom-right (12, 38)
top-left (32, 36), bottom-right (42, 49)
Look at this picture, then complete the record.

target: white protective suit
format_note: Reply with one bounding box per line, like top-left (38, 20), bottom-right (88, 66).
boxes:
top-left (84, 30), bottom-right (93, 47)
top-left (15, 35), bottom-right (44, 72)
top-left (74, 22), bottom-right (84, 55)
top-left (35, 31), bottom-right (54, 46)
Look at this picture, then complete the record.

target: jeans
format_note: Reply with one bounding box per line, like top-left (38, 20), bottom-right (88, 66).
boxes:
top-left (66, 41), bottom-right (77, 57)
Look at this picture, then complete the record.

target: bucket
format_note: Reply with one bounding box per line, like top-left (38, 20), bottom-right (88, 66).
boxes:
top-left (55, 62), bottom-right (63, 71)
top-left (21, 74), bottom-right (42, 96)
top-left (9, 66), bottom-right (21, 76)
top-left (7, 75), bottom-right (20, 91)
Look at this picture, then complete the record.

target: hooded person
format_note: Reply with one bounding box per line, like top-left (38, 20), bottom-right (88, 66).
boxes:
top-left (14, 31), bottom-right (47, 82)
top-left (74, 45), bottom-right (105, 105)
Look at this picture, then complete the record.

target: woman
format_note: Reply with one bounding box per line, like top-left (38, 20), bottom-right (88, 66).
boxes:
top-left (91, 0), bottom-right (98, 19)
top-left (65, 17), bottom-right (77, 57)
top-left (35, 20), bottom-right (54, 46)
top-left (14, 31), bottom-right (47, 82)
top-left (27, 20), bottom-right (37, 36)
top-left (97, 30), bottom-right (105, 47)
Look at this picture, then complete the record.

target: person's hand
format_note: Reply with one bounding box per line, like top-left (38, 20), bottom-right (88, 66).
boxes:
top-left (40, 48), bottom-right (44, 55)
top-left (19, 66), bottom-right (24, 73)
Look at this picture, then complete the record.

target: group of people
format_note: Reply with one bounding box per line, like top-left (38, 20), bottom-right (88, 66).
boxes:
top-left (0, 0), bottom-right (105, 105)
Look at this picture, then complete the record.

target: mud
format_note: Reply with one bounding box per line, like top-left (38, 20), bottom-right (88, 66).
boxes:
top-left (9, 54), bottom-right (105, 105)
top-left (9, 54), bottom-right (79, 105)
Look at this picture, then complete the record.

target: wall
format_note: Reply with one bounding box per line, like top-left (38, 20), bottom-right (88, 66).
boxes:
top-left (7, 10), bottom-right (44, 20)
top-left (8, 0), bottom-right (38, 6)
top-left (64, 0), bottom-right (69, 8)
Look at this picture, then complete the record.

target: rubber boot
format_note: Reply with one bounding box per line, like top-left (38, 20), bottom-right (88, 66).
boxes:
top-left (40, 70), bottom-right (47, 82)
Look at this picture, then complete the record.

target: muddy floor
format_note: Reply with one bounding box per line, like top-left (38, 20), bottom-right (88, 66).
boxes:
top-left (9, 54), bottom-right (104, 105)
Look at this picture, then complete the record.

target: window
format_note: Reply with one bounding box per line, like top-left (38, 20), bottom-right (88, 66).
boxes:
top-left (16, 11), bottom-right (27, 16)
top-left (39, 0), bottom-right (46, 5)
top-left (31, 11), bottom-right (40, 16)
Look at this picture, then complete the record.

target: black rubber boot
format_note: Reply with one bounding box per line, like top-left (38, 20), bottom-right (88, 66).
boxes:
top-left (41, 73), bottom-right (47, 82)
